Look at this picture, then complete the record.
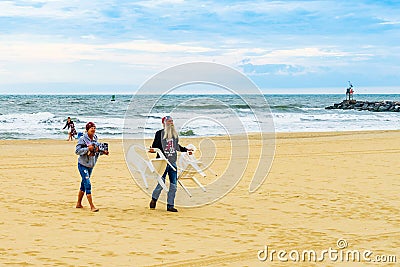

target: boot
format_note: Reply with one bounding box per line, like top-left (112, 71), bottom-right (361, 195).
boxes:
top-left (150, 198), bottom-right (157, 209)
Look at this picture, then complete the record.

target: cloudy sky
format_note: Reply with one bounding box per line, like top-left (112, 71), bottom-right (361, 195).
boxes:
top-left (1, 0), bottom-right (400, 94)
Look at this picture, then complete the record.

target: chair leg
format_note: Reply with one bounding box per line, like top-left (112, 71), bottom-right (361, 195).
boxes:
top-left (207, 167), bottom-right (218, 177)
top-left (192, 177), bottom-right (206, 192)
top-left (178, 180), bottom-right (192, 197)
top-left (140, 171), bottom-right (149, 189)
top-left (190, 163), bottom-right (206, 177)
top-left (156, 175), bottom-right (169, 192)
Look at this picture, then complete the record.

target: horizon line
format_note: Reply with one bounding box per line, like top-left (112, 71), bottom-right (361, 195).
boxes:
top-left (1, 92), bottom-right (400, 96)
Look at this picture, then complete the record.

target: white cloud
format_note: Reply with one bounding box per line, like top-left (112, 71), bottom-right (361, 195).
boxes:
top-left (0, 1), bottom-right (65, 18)
top-left (0, 37), bottom-right (216, 64)
top-left (101, 40), bottom-right (214, 53)
top-left (379, 20), bottom-right (400, 25)
top-left (0, 0), bottom-right (108, 20)
top-left (80, 34), bottom-right (96, 40)
top-left (134, 0), bottom-right (185, 8)
top-left (236, 47), bottom-right (345, 65)
top-left (0, 65), bottom-right (11, 75)
top-left (0, 35), bottom-right (381, 85)
top-left (238, 47), bottom-right (377, 68)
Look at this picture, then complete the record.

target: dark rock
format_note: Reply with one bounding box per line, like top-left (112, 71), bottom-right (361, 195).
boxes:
top-left (325, 99), bottom-right (400, 112)
top-left (354, 102), bottom-right (363, 108)
top-left (378, 105), bottom-right (389, 111)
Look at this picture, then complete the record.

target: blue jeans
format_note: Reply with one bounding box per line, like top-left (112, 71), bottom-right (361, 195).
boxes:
top-left (151, 163), bottom-right (177, 206)
top-left (78, 163), bottom-right (93, 194)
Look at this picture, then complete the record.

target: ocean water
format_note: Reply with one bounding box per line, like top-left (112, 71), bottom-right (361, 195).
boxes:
top-left (0, 94), bottom-right (400, 140)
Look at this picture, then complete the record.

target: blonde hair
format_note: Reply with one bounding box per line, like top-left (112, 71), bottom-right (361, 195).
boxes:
top-left (164, 123), bottom-right (178, 139)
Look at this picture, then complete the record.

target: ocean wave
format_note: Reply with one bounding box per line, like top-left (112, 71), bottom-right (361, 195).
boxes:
top-left (152, 104), bottom-right (259, 110)
top-left (0, 112), bottom-right (55, 123)
top-left (1, 94), bottom-right (400, 139)
top-left (136, 114), bottom-right (162, 119)
top-left (270, 105), bottom-right (304, 111)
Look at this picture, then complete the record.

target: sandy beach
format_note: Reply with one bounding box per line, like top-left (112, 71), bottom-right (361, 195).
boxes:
top-left (0, 130), bottom-right (399, 266)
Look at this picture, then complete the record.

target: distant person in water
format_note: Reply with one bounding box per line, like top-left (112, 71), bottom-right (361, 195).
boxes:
top-left (63, 117), bottom-right (77, 141)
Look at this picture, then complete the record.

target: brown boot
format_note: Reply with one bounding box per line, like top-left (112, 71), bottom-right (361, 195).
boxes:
top-left (149, 198), bottom-right (157, 209)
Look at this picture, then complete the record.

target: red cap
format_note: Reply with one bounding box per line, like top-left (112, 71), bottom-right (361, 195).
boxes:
top-left (86, 122), bottom-right (96, 131)
top-left (162, 116), bottom-right (172, 124)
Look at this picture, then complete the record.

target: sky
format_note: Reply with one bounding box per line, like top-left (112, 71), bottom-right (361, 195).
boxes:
top-left (0, 0), bottom-right (400, 94)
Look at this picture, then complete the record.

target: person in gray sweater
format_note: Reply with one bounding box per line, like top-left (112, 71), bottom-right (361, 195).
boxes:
top-left (75, 122), bottom-right (109, 212)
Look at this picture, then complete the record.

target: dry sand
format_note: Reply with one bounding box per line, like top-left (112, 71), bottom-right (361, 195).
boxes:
top-left (0, 130), bottom-right (399, 266)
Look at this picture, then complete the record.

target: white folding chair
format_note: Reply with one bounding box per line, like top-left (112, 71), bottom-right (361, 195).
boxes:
top-left (177, 144), bottom-right (217, 193)
top-left (126, 145), bottom-right (170, 192)
top-left (150, 148), bottom-right (193, 198)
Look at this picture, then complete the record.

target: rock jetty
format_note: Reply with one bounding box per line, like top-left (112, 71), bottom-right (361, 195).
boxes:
top-left (325, 100), bottom-right (400, 112)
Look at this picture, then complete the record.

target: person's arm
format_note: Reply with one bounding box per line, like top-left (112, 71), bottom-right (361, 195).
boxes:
top-left (176, 137), bottom-right (189, 152)
top-left (178, 144), bottom-right (188, 152)
top-left (75, 138), bottom-right (90, 155)
top-left (63, 121), bottom-right (68, 129)
top-left (150, 130), bottom-right (162, 151)
top-left (149, 131), bottom-right (164, 159)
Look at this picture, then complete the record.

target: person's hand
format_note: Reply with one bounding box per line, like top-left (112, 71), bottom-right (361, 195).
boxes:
top-left (88, 145), bottom-right (94, 152)
top-left (149, 148), bottom-right (155, 153)
top-left (104, 150), bottom-right (109, 155)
